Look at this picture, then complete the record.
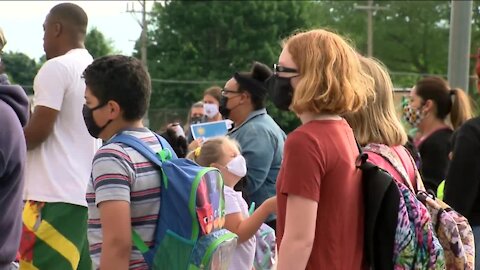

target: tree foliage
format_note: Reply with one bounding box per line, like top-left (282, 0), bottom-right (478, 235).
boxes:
top-left (306, 1), bottom-right (453, 88)
top-left (85, 27), bottom-right (116, 59)
top-left (1, 52), bottom-right (39, 94)
top-left (143, 0), bottom-right (309, 131)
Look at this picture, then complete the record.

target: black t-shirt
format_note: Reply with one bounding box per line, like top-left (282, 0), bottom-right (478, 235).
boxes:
top-left (418, 128), bottom-right (453, 192)
top-left (445, 117), bottom-right (480, 225)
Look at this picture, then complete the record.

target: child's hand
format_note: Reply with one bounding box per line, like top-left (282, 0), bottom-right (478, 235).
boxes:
top-left (188, 138), bottom-right (203, 151)
top-left (264, 196), bottom-right (277, 214)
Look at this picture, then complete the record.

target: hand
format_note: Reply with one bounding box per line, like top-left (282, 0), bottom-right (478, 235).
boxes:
top-left (264, 196), bottom-right (277, 214)
top-left (188, 138), bottom-right (203, 151)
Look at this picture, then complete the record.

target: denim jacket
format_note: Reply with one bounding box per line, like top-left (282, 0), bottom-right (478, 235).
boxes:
top-left (228, 109), bottom-right (286, 216)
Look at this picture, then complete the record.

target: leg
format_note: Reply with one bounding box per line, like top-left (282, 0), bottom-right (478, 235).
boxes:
top-left (19, 201), bottom-right (91, 270)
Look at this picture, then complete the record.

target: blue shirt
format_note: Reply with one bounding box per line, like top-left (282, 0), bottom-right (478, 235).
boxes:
top-left (228, 109), bottom-right (286, 219)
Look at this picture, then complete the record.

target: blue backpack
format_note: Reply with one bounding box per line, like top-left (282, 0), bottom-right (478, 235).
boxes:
top-left (110, 133), bottom-right (238, 270)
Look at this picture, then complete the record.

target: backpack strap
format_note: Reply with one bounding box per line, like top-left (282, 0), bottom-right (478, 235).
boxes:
top-left (108, 133), bottom-right (174, 255)
top-left (364, 144), bottom-right (416, 193)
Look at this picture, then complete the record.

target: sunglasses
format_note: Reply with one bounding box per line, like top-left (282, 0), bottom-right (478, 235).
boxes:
top-left (273, 64), bottom-right (298, 74)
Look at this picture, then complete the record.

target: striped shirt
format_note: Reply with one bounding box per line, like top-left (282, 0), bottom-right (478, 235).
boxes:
top-left (87, 128), bottom-right (162, 270)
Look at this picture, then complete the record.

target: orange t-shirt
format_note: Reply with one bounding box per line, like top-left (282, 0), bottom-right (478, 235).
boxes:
top-left (276, 119), bottom-right (365, 270)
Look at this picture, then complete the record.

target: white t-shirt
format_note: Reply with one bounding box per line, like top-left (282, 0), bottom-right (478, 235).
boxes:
top-left (224, 186), bottom-right (256, 270)
top-left (24, 48), bottom-right (100, 207)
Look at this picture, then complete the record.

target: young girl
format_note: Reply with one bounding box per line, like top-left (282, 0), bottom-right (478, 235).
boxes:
top-left (187, 136), bottom-right (276, 270)
top-left (268, 29), bottom-right (375, 270)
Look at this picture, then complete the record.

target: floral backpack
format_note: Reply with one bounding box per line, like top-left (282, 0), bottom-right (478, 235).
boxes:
top-left (363, 144), bottom-right (445, 269)
top-left (365, 143), bottom-right (475, 270)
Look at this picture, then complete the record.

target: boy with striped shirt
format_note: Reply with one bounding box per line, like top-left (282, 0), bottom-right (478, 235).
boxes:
top-left (83, 55), bottom-right (175, 270)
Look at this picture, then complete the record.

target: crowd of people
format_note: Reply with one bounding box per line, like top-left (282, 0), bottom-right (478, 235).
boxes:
top-left (0, 2), bottom-right (479, 270)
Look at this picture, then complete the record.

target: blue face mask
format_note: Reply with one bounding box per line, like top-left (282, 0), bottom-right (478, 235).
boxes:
top-left (82, 104), bottom-right (112, 138)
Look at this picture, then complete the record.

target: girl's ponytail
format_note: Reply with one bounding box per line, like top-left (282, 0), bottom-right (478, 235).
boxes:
top-left (450, 88), bottom-right (474, 130)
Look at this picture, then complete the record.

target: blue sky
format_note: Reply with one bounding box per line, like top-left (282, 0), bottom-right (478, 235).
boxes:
top-left (0, 1), bottom-right (154, 60)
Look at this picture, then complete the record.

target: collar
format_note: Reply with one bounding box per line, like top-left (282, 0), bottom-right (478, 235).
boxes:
top-left (229, 108), bottom-right (267, 133)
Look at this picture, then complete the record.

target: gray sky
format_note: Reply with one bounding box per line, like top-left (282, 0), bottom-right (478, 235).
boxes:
top-left (0, 1), bottom-right (154, 60)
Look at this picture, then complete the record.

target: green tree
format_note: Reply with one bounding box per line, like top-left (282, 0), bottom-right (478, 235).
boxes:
top-left (142, 0), bottom-right (309, 132)
top-left (85, 27), bottom-right (116, 59)
top-left (307, 1), bottom-right (451, 88)
top-left (2, 52), bottom-right (39, 94)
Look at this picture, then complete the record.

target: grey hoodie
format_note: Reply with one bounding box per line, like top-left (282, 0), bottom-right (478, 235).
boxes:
top-left (0, 85), bottom-right (28, 270)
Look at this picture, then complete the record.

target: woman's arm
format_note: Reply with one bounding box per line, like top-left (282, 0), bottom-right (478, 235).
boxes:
top-left (224, 196), bottom-right (276, 243)
top-left (99, 200), bottom-right (132, 270)
top-left (277, 194), bottom-right (318, 270)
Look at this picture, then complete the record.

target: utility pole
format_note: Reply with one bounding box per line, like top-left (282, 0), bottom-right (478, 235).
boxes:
top-left (126, 0), bottom-right (148, 70)
top-left (127, 0), bottom-right (150, 126)
top-left (355, 0), bottom-right (388, 57)
top-left (447, 0), bottom-right (473, 93)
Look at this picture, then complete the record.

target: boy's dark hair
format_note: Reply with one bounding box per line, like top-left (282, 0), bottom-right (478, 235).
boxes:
top-left (83, 55), bottom-right (151, 121)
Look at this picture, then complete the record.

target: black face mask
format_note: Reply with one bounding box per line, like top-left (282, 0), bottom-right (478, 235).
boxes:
top-left (267, 75), bottom-right (294, 111)
top-left (190, 115), bottom-right (205, 125)
top-left (83, 104), bottom-right (112, 138)
top-left (219, 96), bottom-right (230, 118)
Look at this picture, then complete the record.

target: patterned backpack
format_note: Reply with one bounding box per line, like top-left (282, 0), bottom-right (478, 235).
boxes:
top-left (110, 133), bottom-right (238, 270)
top-left (416, 191), bottom-right (475, 270)
top-left (365, 143), bottom-right (475, 270)
top-left (361, 143), bottom-right (445, 269)
top-left (253, 223), bottom-right (277, 270)
top-left (247, 204), bottom-right (277, 270)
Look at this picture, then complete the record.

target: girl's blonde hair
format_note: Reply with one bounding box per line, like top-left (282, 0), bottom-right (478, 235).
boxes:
top-left (344, 57), bottom-right (408, 146)
top-left (186, 136), bottom-right (240, 167)
top-left (284, 29), bottom-right (375, 115)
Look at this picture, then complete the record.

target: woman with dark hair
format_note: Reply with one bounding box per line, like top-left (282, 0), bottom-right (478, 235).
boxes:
top-left (403, 76), bottom-right (473, 191)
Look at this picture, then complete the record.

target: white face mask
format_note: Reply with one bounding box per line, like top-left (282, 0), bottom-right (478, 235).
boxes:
top-left (204, 103), bottom-right (219, 119)
top-left (226, 155), bottom-right (247, 178)
top-left (170, 124), bottom-right (185, 138)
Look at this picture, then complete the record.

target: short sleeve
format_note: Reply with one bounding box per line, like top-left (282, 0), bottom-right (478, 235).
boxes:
top-left (279, 130), bottom-right (325, 202)
top-left (33, 60), bottom-right (69, 111)
top-left (91, 144), bottom-right (134, 205)
top-left (224, 187), bottom-right (242, 215)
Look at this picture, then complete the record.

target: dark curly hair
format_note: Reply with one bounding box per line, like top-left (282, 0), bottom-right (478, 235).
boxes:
top-left (160, 127), bottom-right (188, 158)
top-left (83, 55), bottom-right (151, 121)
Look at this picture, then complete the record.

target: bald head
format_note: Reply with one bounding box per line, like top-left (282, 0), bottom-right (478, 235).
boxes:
top-left (49, 3), bottom-right (88, 36)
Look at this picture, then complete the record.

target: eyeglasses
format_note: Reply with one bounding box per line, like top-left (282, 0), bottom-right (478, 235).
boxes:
top-left (273, 64), bottom-right (298, 75)
top-left (221, 88), bottom-right (241, 96)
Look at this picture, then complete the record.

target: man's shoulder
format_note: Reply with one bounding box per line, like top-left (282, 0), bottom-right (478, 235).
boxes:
top-left (40, 50), bottom-right (93, 73)
top-left (244, 111), bottom-right (283, 130)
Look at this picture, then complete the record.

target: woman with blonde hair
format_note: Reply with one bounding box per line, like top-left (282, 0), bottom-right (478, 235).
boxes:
top-left (267, 29), bottom-right (375, 270)
top-left (344, 56), bottom-right (419, 190)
